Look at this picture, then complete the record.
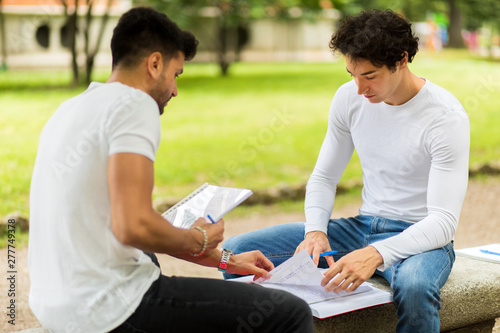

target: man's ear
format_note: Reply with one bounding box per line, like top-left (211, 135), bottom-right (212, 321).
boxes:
top-left (146, 51), bottom-right (163, 80)
top-left (398, 51), bottom-right (409, 69)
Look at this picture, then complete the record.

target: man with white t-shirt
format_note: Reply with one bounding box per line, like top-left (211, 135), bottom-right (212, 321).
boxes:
top-left (223, 9), bottom-right (470, 332)
top-left (28, 7), bottom-right (313, 333)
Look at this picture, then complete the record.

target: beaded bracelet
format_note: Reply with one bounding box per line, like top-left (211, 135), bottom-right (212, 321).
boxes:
top-left (191, 226), bottom-right (208, 257)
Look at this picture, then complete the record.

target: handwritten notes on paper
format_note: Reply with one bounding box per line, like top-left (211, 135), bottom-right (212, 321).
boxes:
top-left (255, 250), bottom-right (371, 304)
top-left (230, 249), bottom-right (393, 318)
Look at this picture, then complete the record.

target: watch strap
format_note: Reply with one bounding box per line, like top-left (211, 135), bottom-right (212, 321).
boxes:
top-left (218, 248), bottom-right (233, 272)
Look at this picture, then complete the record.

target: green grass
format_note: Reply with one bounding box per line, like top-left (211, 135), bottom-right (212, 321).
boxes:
top-left (0, 49), bottom-right (499, 221)
top-left (0, 228), bottom-right (29, 249)
top-left (154, 61), bottom-right (352, 196)
top-left (225, 185), bottom-right (363, 220)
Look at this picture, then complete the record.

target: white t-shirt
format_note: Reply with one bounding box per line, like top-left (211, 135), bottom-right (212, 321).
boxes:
top-left (28, 82), bottom-right (162, 332)
top-left (304, 79), bottom-right (470, 271)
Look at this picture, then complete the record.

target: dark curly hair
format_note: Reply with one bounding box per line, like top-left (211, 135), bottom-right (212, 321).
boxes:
top-left (111, 7), bottom-right (198, 69)
top-left (329, 9), bottom-right (419, 71)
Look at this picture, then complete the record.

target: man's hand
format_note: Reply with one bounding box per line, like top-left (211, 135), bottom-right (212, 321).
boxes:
top-left (295, 231), bottom-right (335, 267)
top-left (190, 218), bottom-right (225, 254)
top-left (225, 250), bottom-right (274, 280)
top-left (321, 246), bottom-right (383, 293)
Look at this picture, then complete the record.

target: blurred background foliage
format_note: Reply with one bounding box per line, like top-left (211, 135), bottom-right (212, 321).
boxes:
top-left (132, 0), bottom-right (500, 74)
top-left (1, 0), bottom-right (500, 224)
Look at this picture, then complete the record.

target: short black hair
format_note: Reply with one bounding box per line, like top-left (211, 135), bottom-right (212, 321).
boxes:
top-left (329, 9), bottom-right (419, 71)
top-left (111, 7), bottom-right (198, 69)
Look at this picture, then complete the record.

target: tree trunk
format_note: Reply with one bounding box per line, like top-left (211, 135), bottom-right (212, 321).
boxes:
top-left (447, 0), bottom-right (465, 48)
top-left (0, 0), bottom-right (7, 71)
top-left (217, 23), bottom-right (240, 76)
top-left (61, 0), bottom-right (80, 86)
top-left (69, 0), bottom-right (79, 86)
top-left (218, 24), bottom-right (229, 76)
top-left (85, 0), bottom-right (112, 83)
top-left (84, 0), bottom-right (93, 60)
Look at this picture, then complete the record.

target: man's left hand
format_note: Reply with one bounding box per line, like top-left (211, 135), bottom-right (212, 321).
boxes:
top-left (321, 246), bottom-right (383, 293)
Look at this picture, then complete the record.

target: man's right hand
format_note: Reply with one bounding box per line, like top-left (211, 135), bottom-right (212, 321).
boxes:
top-left (191, 218), bottom-right (225, 254)
top-left (294, 231), bottom-right (334, 267)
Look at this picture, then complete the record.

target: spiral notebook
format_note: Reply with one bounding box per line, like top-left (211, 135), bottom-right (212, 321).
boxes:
top-left (162, 183), bottom-right (253, 229)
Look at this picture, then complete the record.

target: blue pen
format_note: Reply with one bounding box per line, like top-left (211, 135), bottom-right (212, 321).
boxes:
top-left (207, 215), bottom-right (217, 224)
top-left (310, 250), bottom-right (339, 258)
top-left (480, 249), bottom-right (500, 256)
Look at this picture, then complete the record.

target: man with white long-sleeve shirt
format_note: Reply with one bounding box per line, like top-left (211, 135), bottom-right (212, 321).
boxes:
top-left (223, 9), bottom-right (470, 333)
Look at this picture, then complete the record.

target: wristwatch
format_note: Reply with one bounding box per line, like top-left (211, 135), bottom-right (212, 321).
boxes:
top-left (218, 248), bottom-right (233, 272)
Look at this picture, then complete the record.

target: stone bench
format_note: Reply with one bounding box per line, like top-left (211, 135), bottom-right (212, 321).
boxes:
top-left (314, 255), bottom-right (500, 332)
top-left (15, 255), bottom-right (500, 333)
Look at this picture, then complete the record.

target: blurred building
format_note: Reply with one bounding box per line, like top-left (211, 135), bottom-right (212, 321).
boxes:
top-left (1, 1), bottom-right (339, 70)
top-left (188, 8), bottom-right (340, 63)
top-left (1, 0), bottom-right (130, 69)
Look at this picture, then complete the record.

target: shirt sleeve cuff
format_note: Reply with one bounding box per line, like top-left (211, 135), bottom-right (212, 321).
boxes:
top-left (369, 242), bottom-right (392, 271)
top-left (304, 209), bottom-right (330, 236)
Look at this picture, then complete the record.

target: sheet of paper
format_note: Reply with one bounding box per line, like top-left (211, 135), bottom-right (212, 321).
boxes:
top-left (256, 250), bottom-right (371, 304)
top-left (256, 248), bottom-right (323, 285)
top-left (456, 243), bottom-right (500, 263)
top-left (162, 183), bottom-right (253, 229)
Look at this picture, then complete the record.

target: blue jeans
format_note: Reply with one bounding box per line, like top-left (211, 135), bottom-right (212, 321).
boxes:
top-left (222, 215), bottom-right (455, 333)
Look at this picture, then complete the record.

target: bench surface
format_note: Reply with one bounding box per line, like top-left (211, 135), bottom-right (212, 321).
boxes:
top-left (314, 255), bottom-right (500, 332)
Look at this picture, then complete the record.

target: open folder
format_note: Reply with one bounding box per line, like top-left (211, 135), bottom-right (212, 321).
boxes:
top-left (162, 183), bottom-right (253, 229)
top-left (232, 250), bottom-right (393, 319)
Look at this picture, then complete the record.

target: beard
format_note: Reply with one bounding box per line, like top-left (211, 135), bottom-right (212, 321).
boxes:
top-left (151, 72), bottom-right (171, 115)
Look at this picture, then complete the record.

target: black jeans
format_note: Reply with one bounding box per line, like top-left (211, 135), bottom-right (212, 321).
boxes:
top-left (110, 253), bottom-right (313, 333)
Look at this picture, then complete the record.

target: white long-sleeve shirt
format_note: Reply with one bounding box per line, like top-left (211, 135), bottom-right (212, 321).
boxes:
top-left (304, 79), bottom-right (470, 271)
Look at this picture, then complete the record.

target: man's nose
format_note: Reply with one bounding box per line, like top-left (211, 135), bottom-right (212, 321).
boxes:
top-left (356, 80), bottom-right (367, 95)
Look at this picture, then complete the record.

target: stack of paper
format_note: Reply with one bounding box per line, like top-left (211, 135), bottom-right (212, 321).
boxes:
top-left (308, 280), bottom-right (393, 319)
top-left (232, 250), bottom-right (393, 319)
